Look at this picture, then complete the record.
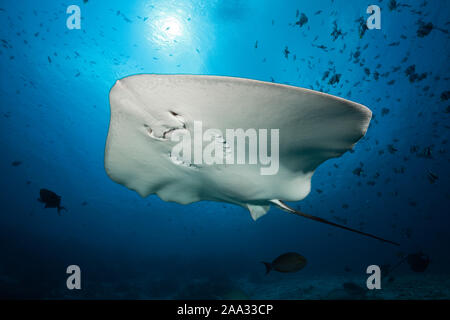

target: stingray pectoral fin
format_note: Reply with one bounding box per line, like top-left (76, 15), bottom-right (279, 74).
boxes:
top-left (270, 200), bottom-right (399, 246)
top-left (247, 204), bottom-right (270, 221)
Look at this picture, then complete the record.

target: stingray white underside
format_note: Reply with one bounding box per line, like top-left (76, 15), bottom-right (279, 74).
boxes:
top-left (104, 74), bottom-right (371, 220)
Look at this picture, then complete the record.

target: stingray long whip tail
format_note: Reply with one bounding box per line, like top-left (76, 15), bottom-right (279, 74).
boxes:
top-left (271, 200), bottom-right (399, 246)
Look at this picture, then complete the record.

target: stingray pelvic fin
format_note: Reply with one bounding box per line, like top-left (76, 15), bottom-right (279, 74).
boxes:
top-left (247, 204), bottom-right (270, 221)
top-left (270, 200), bottom-right (399, 246)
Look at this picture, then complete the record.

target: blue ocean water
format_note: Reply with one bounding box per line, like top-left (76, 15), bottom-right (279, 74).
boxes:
top-left (0, 0), bottom-right (449, 299)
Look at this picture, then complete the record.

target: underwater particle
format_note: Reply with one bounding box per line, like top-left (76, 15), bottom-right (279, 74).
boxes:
top-left (344, 266), bottom-right (352, 272)
top-left (283, 46), bottom-right (290, 59)
top-left (38, 189), bottom-right (67, 214)
top-left (262, 252), bottom-right (307, 274)
top-left (254, 40), bottom-right (258, 49)
top-left (47, 56), bottom-right (51, 63)
top-left (81, 201), bottom-right (88, 206)
top-left (11, 160), bottom-right (22, 166)
top-left (295, 13), bottom-right (308, 28)
top-left (381, 108), bottom-right (390, 116)
top-left (426, 170), bottom-right (438, 184)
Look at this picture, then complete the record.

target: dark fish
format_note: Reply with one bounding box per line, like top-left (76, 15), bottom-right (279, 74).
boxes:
top-left (356, 17), bottom-right (368, 39)
top-left (405, 64), bottom-right (427, 83)
top-left (262, 252), bottom-right (307, 274)
top-left (440, 91), bottom-right (450, 101)
top-left (38, 188), bottom-right (67, 214)
top-left (295, 13), bottom-right (308, 28)
top-left (388, 0), bottom-right (399, 11)
top-left (427, 170), bottom-right (438, 184)
top-left (418, 146), bottom-right (433, 158)
top-left (328, 73), bottom-right (341, 85)
top-left (416, 21), bottom-right (437, 37)
top-left (11, 160), bottom-right (22, 166)
top-left (283, 46), bottom-right (290, 59)
top-left (353, 167), bottom-right (363, 176)
top-left (406, 252), bottom-right (430, 272)
top-left (387, 144), bottom-right (398, 154)
top-left (331, 21), bottom-right (344, 41)
top-left (388, 0), bottom-right (411, 11)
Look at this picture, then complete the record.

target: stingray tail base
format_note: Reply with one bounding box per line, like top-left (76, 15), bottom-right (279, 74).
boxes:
top-left (261, 262), bottom-right (272, 274)
top-left (271, 200), bottom-right (399, 246)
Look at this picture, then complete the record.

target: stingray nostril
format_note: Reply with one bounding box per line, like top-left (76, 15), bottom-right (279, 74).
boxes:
top-left (144, 124), bottom-right (152, 134)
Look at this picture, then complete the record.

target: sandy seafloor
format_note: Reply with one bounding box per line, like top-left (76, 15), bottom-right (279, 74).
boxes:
top-left (36, 272), bottom-right (450, 300)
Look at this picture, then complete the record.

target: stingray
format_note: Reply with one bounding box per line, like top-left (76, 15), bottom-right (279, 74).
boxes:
top-left (104, 74), bottom-right (398, 245)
